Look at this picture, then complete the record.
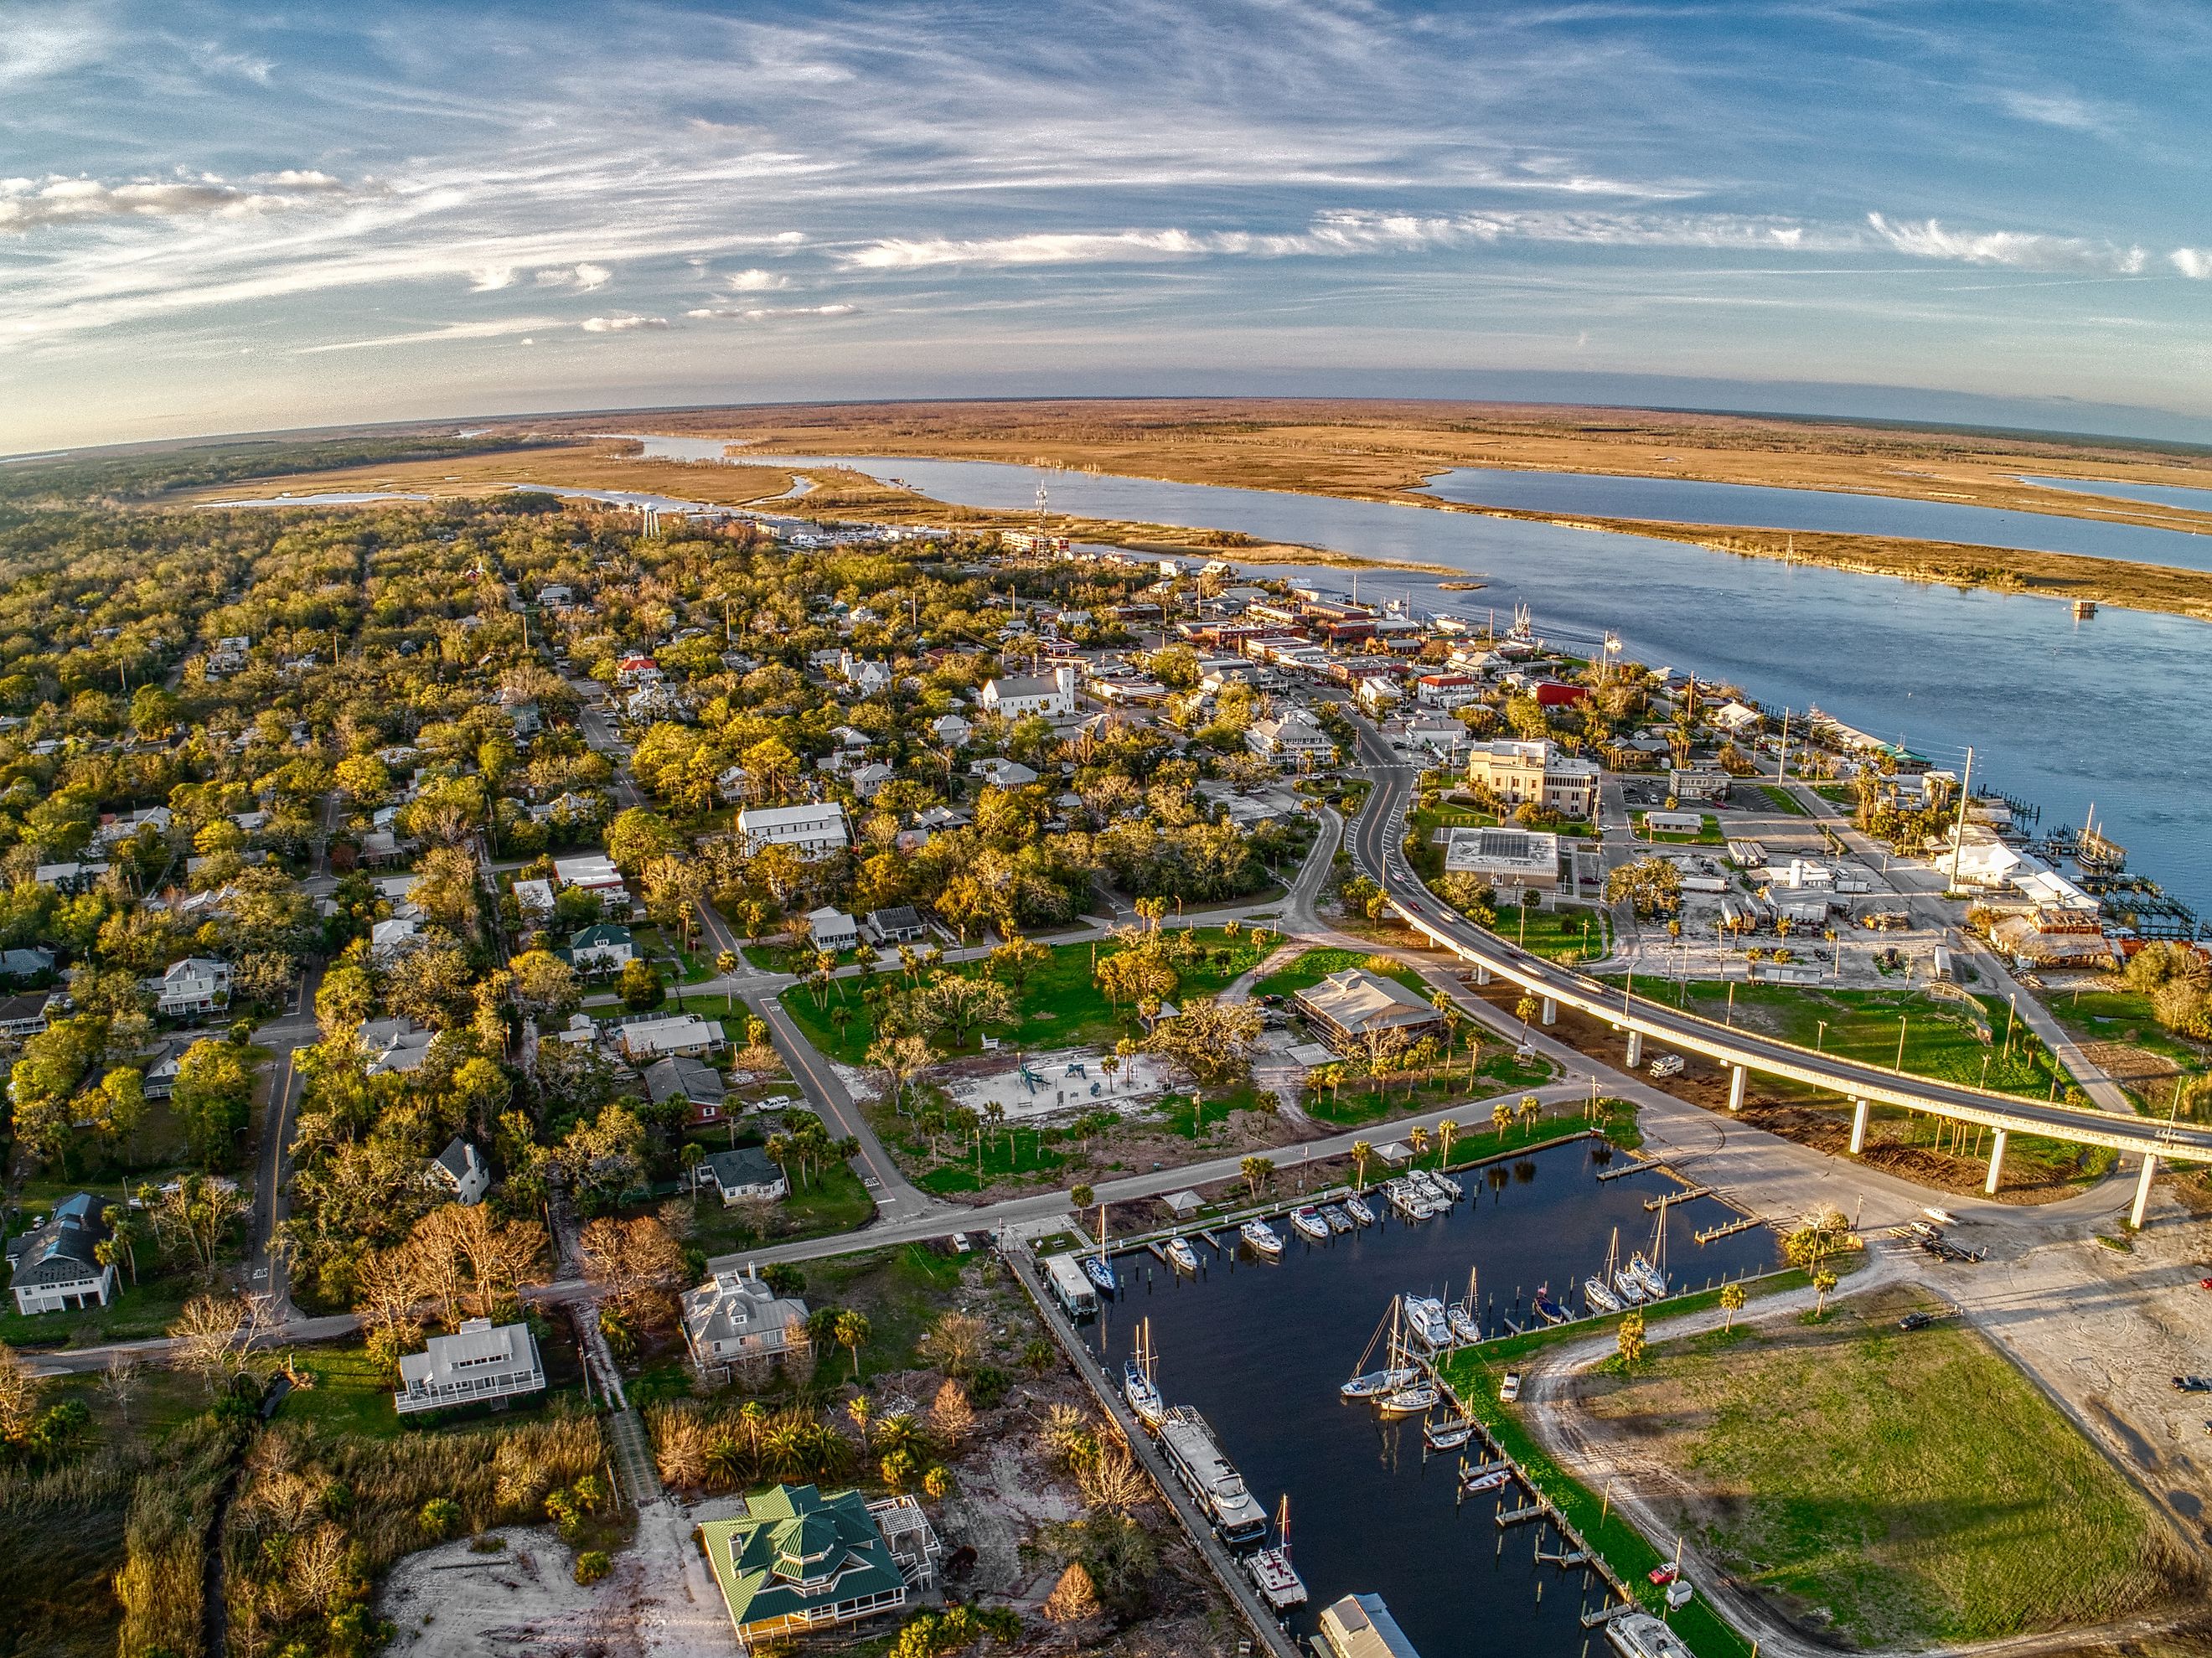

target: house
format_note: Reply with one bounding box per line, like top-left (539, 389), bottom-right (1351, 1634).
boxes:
top-left (395, 1318), bottom-right (545, 1414)
top-left (0, 946), bottom-right (54, 981)
top-left (615, 654), bottom-right (660, 686)
top-left (139, 1036), bottom-right (194, 1098)
top-left (736, 803), bottom-right (850, 860)
top-left (148, 957), bottom-right (232, 1017)
top-left (1244, 712), bottom-right (1336, 762)
top-left (8, 1193), bottom-right (114, 1315)
top-left (700, 1483), bottom-right (938, 1645)
top-left (1414, 673), bottom-right (1482, 710)
top-left (370, 915), bottom-right (424, 965)
top-left (970, 757), bottom-right (1038, 788)
top-left (554, 852), bottom-right (629, 898)
top-left (0, 992), bottom-right (51, 1038)
top-left (695, 1145), bottom-right (789, 1205)
top-left (618, 1014), bottom-right (726, 1061)
top-left (1464, 739), bottom-right (1600, 819)
top-left (805, 907), bottom-right (860, 952)
top-left (643, 1056), bottom-right (728, 1124)
top-left (848, 762), bottom-right (896, 799)
top-left (568, 922), bottom-right (636, 974)
top-left (1292, 968), bottom-right (1447, 1048)
top-left (426, 1137), bottom-right (490, 1206)
top-left (1532, 679), bottom-right (1589, 708)
top-left (1353, 676), bottom-right (1403, 715)
top-left (512, 876), bottom-right (554, 917)
top-left (979, 668), bottom-right (1078, 720)
top-left (716, 765), bottom-right (758, 804)
top-left (865, 906), bottom-right (928, 945)
top-left (684, 1267), bottom-right (810, 1374)
top-left (929, 713), bottom-right (973, 746)
top-left (35, 860), bottom-right (110, 895)
top-left (1443, 826), bottom-right (1561, 893)
top-left (360, 1016), bottom-right (436, 1076)
top-left (839, 652), bottom-right (892, 695)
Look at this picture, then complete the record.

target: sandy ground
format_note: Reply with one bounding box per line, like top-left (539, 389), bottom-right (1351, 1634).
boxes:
top-left (942, 1046), bottom-right (1173, 1122)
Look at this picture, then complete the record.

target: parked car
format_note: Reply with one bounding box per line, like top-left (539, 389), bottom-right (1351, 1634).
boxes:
top-left (1498, 1371), bottom-right (1522, 1403)
top-left (1647, 1054), bottom-right (1685, 1078)
top-left (2172, 1375), bottom-right (2211, 1393)
top-left (1898, 1311), bottom-right (1937, 1330)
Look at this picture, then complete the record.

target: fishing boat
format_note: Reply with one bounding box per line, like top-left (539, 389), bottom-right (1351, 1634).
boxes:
top-left (1532, 1286), bottom-right (1569, 1326)
top-left (1289, 1206), bottom-right (1331, 1242)
top-left (1447, 1304), bottom-right (1482, 1345)
top-left (1320, 1204), bottom-right (1353, 1233)
top-left (1245, 1496), bottom-right (1307, 1610)
top-left (1424, 1415), bottom-right (1475, 1451)
top-left (1343, 1194), bottom-right (1377, 1227)
top-left (1340, 1305), bottom-right (1417, 1399)
top-left (1123, 1320), bottom-right (1165, 1428)
top-left (1240, 1219), bottom-right (1284, 1257)
top-left (1583, 1275), bottom-right (1624, 1315)
top-left (1377, 1379), bottom-right (1439, 1416)
top-left (1402, 1294), bottom-right (1453, 1349)
top-left (1165, 1236), bottom-right (1200, 1273)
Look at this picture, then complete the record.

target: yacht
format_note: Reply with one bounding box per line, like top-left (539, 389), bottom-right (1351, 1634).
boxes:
top-left (1289, 1206), bottom-right (1331, 1242)
top-left (1165, 1236), bottom-right (1200, 1273)
top-left (1386, 1180), bottom-right (1436, 1221)
top-left (1343, 1194), bottom-right (1377, 1227)
top-left (1409, 1170), bottom-right (1451, 1205)
top-left (1626, 1253), bottom-right (1667, 1300)
top-left (1158, 1407), bottom-right (1268, 1543)
top-left (1402, 1294), bottom-right (1452, 1349)
top-left (1240, 1219), bottom-right (1284, 1257)
top-left (1421, 1168), bottom-right (1464, 1202)
top-left (1320, 1204), bottom-right (1353, 1233)
top-left (1605, 1612), bottom-right (1698, 1658)
top-left (1613, 1264), bottom-right (1650, 1304)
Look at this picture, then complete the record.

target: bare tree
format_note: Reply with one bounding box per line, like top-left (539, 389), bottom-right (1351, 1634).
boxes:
top-left (102, 1351), bottom-right (142, 1425)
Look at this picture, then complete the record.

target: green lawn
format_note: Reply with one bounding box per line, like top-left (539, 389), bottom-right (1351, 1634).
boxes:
top-left (0, 1272), bottom-right (199, 1350)
top-left (1253, 947), bottom-right (1429, 1001)
top-left (913, 1128), bottom-right (1072, 1194)
top-left (1758, 783), bottom-right (1810, 817)
top-left (796, 1242), bottom-right (971, 1384)
top-left (1486, 904), bottom-right (1610, 965)
top-left (1565, 1284), bottom-right (2173, 1646)
top-left (685, 1161), bottom-right (877, 1254)
top-left (1303, 1050), bottom-right (1558, 1127)
top-left (783, 925), bottom-right (1270, 1065)
top-left (1636, 811), bottom-right (1724, 844)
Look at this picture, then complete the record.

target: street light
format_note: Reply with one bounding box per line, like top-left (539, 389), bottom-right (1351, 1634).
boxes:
top-left (1815, 1020), bottom-right (1827, 1053)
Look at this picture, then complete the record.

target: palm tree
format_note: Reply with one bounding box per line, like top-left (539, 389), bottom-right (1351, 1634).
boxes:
top-left (1518, 1092), bottom-right (1541, 1127)
top-left (680, 1143), bottom-right (705, 1211)
top-left (1811, 1269), bottom-right (1837, 1320)
top-left (1515, 994), bottom-right (1538, 1039)
top-left (1408, 1124), bottom-right (1430, 1162)
top-left (1436, 1118), bottom-right (1459, 1167)
top-left (846, 1393), bottom-right (873, 1454)
top-left (1491, 1099), bottom-right (1512, 1134)
top-left (1350, 1139), bottom-right (1372, 1191)
top-left (1239, 1155), bottom-right (1274, 1202)
top-left (1719, 1283), bottom-right (1745, 1332)
top-left (1101, 1053), bottom-right (1119, 1092)
top-left (836, 1309), bottom-right (871, 1380)
top-left (716, 950), bottom-right (740, 1015)
top-left (740, 1399), bottom-right (767, 1463)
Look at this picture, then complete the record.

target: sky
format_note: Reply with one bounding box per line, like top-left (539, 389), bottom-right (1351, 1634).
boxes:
top-left (9, 0), bottom-right (2212, 452)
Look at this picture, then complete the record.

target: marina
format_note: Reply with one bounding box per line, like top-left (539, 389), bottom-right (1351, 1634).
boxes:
top-left (1078, 1137), bottom-right (1779, 1655)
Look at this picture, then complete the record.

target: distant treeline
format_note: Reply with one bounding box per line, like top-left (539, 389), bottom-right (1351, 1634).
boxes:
top-left (0, 433), bottom-right (554, 507)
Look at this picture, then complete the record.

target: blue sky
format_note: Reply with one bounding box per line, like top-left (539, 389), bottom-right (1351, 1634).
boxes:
top-left (8, 0), bottom-right (2212, 451)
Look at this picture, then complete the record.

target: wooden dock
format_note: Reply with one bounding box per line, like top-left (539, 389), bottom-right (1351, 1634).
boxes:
top-left (1695, 1213), bottom-right (1765, 1242)
top-left (1647, 1185), bottom-right (1711, 1209)
top-left (1594, 1158), bottom-right (1652, 1182)
top-left (1581, 1601), bottom-right (1635, 1627)
top-left (1496, 1504), bottom-right (1544, 1527)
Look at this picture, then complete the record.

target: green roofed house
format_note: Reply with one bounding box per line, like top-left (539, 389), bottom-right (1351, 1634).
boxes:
top-left (700, 1483), bottom-right (939, 1646)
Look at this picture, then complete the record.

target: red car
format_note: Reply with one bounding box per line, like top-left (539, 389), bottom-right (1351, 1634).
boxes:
top-left (1648, 1565), bottom-right (1679, 1586)
top-left (2200, 1278), bottom-right (2212, 1291)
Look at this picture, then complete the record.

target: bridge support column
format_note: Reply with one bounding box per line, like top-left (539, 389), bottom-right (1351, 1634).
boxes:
top-left (2131, 1154), bottom-right (2158, 1229)
top-left (1848, 1098), bottom-right (1868, 1155)
top-left (1625, 1030), bottom-right (1643, 1068)
top-left (1984, 1128), bottom-right (2008, 1196)
top-left (1473, 963), bottom-right (1491, 986)
top-left (1726, 1065), bottom-right (1746, 1113)
top-left (1540, 996), bottom-right (1557, 1026)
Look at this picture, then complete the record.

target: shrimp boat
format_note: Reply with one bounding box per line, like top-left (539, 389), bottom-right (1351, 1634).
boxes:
top-left (1532, 1286), bottom-right (1569, 1327)
top-left (1341, 1305), bottom-right (1418, 1400)
top-left (1240, 1218), bottom-right (1284, 1257)
top-left (1289, 1206), bottom-right (1331, 1242)
top-left (1083, 1201), bottom-right (1117, 1294)
top-left (1320, 1204), bottom-right (1353, 1233)
top-left (1122, 1319), bottom-right (1165, 1428)
top-left (1245, 1495), bottom-right (1307, 1610)
top-left (1343, 1193), bottom-right (1377, 1227)
top-left (1165, 1236), bottom-right (1200, 1273)
top-left (1424, 1414), bottom-right (1476, 1451)
top-left (1402, 1294), bottom-right (1453, 1350)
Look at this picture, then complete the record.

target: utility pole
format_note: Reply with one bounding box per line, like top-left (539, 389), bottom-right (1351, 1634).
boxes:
top-left (1776, 708), bottom-right (1791, 783)
top-left (1946, 744), bottom-right (1975, 892)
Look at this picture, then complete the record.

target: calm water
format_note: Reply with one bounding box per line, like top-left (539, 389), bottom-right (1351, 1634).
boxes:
top-left (715, 447), bottom-right (2212, 915)
top-left (2016, 473), bottom-right (2212, 514)
top-left (1078, 1140), bottom-right (1779, 1656)
top-left (1418, 467), bottom-right (2212, 573)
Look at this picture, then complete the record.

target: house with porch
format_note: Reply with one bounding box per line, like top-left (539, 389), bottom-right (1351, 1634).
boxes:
top-left (699, 1483), bottom-right (938, 1645)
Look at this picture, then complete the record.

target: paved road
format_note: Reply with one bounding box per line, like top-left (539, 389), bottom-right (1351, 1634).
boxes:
top-left (247, 968), bottom-right (324, 1319)
top-left (1345, 721), bottom-right (2212, 1180)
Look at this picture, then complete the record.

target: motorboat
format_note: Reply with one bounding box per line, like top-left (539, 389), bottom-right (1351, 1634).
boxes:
top-left (1377, 1381), bottom-right (1439, 1417)
top-left (1165, 1236), bottom-right (1200, 1273)
top-left (1122, 1359), bottom-right (1165, 1428)
top-left (1402, 1294), bottom-right (1452, 1349)
top-left (1240, 1219), bottom-right (1284, 1257)
top-left (1429, 1169), bottom-right (1463, 1201)
top-left (1447, 1304), bottom-right (1482, 1346)
top-left (1343, 1194), bottom-right (1377, 1227)
top-left (1584, 1275), bottom-right (1624, 1315)
top-left (1424, 1416), bottom-right (1475, 1451)
top-left (1605, 1610), bottom-right (1698, 1658)
top-left (1341, 1367), bottom-right (1419, 1400)
top-left (1386, 1180), bottom-right (1436, 1221)
top-left (1289, 1206), bottom-right (1331, 1242)
top-left (1460, 1464), bottom-right (1512, 1495)
top-left (1532, 1288), bottom-right (1569, 1326)
top-left (1320, 1204), bottom-right (1353, 1233)
top-left (1409, 1170), bottom-right (1452, 1205)
top-left (1083, 1255), bottom-right (1118, 1295)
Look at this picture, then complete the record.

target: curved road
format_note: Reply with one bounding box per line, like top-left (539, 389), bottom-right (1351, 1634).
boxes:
top-left (1343, 723), bottom-right (2212, 1221)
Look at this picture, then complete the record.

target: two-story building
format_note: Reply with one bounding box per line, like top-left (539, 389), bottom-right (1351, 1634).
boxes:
top-left (979, 668), bottom-right (1078, 720)
top-left (684, 1267), bottom-right (810, 1377)
top-left (700, 1483), bottom-right (938, 1646)
top-left (736, 803), bottom-right (850, 860)
top-left (1464, 740), bottom-right (1600, 819)
top-left (426, 1137), bottom-right (491, 1206)
top-left (394, 1318), bottom-right (545, 1414)
top-left (147, 957), bottom-right (232, 1018)
top-left (568, 922), bottom-right (636, 975)
top-left (8, 1193), bottom-right (115, 1315)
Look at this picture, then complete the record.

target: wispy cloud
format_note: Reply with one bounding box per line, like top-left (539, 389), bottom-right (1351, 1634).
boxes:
top-left (0, 169), bottom-right (364, 233)
top-left (297, 317), bottom-right (560, 354)
top-left (726, 268), bottom-right (788, 291)
top-left (579, 313), bottom-right (667, 332)
top-left (685, 302), bottom-right (856, 320)
top-left (1865, 213), bottom-right (2147, 274)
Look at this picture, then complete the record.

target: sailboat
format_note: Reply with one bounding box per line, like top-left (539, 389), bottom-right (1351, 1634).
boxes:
top-left (1246, 1495), bottom-right (1308, 1609)
top-left (1343, 1193), bottom-right (1377, 1227)
top-left (1447, 1266), bottom-right (1482, 1345)
top-left (1583, 1273), bottom-right (1624, 1315)
top-left (1341, 1304), bottom-right (1418, 1399)
top-left (1626, 1201), bottom-right (1670, 1301)
top-left (1532, 1284), bottom-right (1569, 1326)
top-left (1608, 1224), bottom-right (1648, 1304)
top-left (1083, 1201), bottom-right (1117, 1294)
top-left (1123, 1319), bottom-right (1165, 1428)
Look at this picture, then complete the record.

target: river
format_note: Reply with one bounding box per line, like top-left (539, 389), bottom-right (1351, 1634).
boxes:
top-left (660, 445), bottom-right (2212, 916)
top-left (1078, 1139), bottom-right (1778, 1656)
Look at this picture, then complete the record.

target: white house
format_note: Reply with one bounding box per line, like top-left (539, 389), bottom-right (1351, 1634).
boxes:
top-left (840, 652), bottom-right (892, 695)
top-left (695, 1146), bottom-right (790, 1205)
top-left (147, 957), bottom-right (232, 1018)
top-left (395, 1318), bottom-right (545, 1414)
top-left (568, 922), bottom-right (636, 974)
top-left (553, 852), bottom-right (628, 897)
top-left (370, 916), bottom-right (424, 966)
top-left (512, 877), bottom-right (554, 917)
top-left (848, 762), bottom-right (896, 799)
top-left (427, 1137), bottom-right (490, 1206)
top-left (970, 757), bottom-right (1039, 788)
top-left (736, 802), bottom-right (850, 860)
top-left (618, 1014), bottom-right (726, 1061)
top-left (8, 1194), bottom-right (115, 1315)
top-left (1245, 712), bottom-right (1336, 762)
top-left (979, 667), bottom-right (1078, 719)
top-left (805, 907), bottom-right (860, 951)
top-left (930, 713), bottom-right (973, 746)
top-left (683, 1266), bottom-right (809, 1377)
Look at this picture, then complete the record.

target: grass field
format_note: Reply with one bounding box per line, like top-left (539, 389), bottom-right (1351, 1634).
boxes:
top-left (0, 1271), bottom-right (198, 1350)
top-left (1483, 905), bottom-right (1610, 965)
top-left (1574, 1284), bottom-right (2178, 1646)
top-left (684, 1161), bottom-right (876, 1253)
top-left (1302, 1048), bottom-right (1557, 1127)
top-left (1636, 811), bottom-right (1724, 844)
top-left (1758, 783), bottom-right (1810, 817)
top-left (796, 1242), bottom-right (971, 1384)
top-left (1252, 946), bottom-right (1429, 1000)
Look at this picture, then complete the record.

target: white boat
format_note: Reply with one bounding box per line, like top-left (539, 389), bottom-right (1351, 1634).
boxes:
top-left (1165, 1236), bottom-right (1200, 1273)
top-left (1424, 1416), bottom-right (1475, 1451)
top-left (1613, 1266), bottom-right (1648, 1304)
top-left (1409, 1170), bottom-right (1450, 1205)
top-left (1627, 1253), bottom-right (1667, 1300)
top-left (1320, 1204), bottom-right (1353, 1233)
top-left (1460, 1465), bottom-right (1512, 1495)
top-left (1157, 1407), bottom-right (1268, 1542)
top-left (1583, 1275), bottom-right (1624, 1315)
top-left (1925, 1206), bottom-right (1959, 1227)
top-left (1341, 1366), bottom-right (1419, 1399)
top-left (1123, 1360), bottom-right (1164, 1428)
top-left (1246, 1495), bottom-right (1307, 1609)
top-left (1419, 1168), bottom-right (1463, 1202)
top-left (1084, 1254), bottom-right (1117, 1295)
top-left (1343, 1194), bottom-right (1377, 1227)
top-left (1377, 1382), bottom-right (1438, 1416)
top-left (1240, 1219), bottom-right (1283, 1257)
top-left (1289, 1206), bottom-right (1331, 1242)
top-left (1605, 1611), bottom-right (1698, 1658)
top-left (1447, 1304), bottom-right (1482, 1345)
top-left (1402, 1294), bottom-right (1452, 1349)
top-left (1386, 1181), bottom-right (1436, 1221)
